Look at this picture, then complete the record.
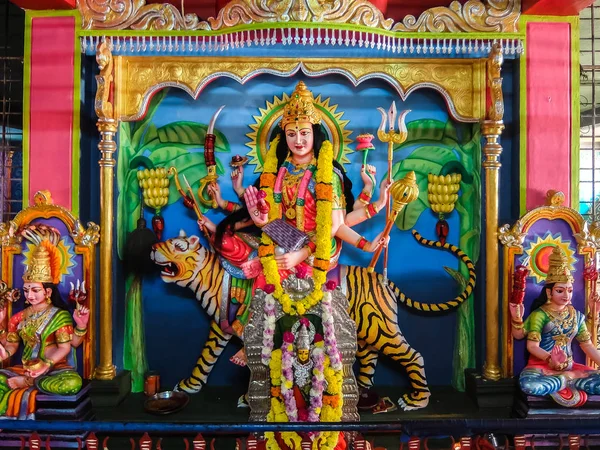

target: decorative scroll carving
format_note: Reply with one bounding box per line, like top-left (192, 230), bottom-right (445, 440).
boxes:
top-left (114, 57), bottom-right (485, 122)
top-left (73, 220), bottom-right (101, 247)
top-left (498, 220), bottom-right (526, 250)
top-left (79, 0), bottom-right (201, 31)
top-left (392, 0), bottom-right (520, 33)
top-left (486, 42), bottom-right (504, 122)
top-left (545, 190), bottom-right (565, 207)
top-left (79, 0), bottom-right (519, 32)
top-left (95, 40), bottom-right (115, 120)
top-left (202, 0), bottom-right (394, 31)
top-left (574, 221), bottom-right (600, 251)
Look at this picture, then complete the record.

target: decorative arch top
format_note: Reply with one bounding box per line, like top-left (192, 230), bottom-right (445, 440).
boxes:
top-left (114, 56), bottom-right (485, 123)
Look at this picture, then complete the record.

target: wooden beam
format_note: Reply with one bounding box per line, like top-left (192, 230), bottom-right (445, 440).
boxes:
top-left (523, 0), bottom-right (595, 15)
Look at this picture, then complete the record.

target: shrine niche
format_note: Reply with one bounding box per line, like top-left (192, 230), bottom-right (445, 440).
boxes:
top-left (82, 0), bottom-right (519, 437)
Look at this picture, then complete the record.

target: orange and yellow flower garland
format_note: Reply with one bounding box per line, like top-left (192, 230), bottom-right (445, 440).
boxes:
top-left (259, 139), bottom-right (334, 316)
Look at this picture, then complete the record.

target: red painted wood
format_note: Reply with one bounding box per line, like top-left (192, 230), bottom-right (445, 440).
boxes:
top-left (526, 22), bottom-right (572, 210)
top-left (523, 0), bottom-right (594, 15)
top-left (28, 16), bottom-right (75, 209)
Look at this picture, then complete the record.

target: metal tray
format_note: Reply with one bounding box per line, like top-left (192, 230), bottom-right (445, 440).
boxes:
top-left (144, 390), bottom-right (189, 415)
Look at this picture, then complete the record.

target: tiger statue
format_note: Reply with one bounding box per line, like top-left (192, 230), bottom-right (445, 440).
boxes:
top-left (151, 229), bottom-right (476, 411)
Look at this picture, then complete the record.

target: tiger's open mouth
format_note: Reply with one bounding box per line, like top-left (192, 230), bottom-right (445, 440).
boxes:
top-left (155, 260), bottom-right (178, 277)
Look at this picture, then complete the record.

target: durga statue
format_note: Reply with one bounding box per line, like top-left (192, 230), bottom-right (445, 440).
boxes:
top-left (196, 81), bottom-right (396, 449)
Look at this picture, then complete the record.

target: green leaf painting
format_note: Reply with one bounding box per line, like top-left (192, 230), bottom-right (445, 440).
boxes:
top-left (390, 119), bottom-right (481, 391)
top-left (117, 89), bottom-right (231, 391)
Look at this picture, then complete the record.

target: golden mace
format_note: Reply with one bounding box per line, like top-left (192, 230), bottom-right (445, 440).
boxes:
top-left (368, 171), bottom-right (419, 275)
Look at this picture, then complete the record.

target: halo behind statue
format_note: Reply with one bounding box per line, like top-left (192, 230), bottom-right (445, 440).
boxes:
top-left (246, 90), bottom-right (353, 172)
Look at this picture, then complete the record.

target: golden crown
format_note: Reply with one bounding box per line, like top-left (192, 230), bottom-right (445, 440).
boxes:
top-left (23, 243), bottom-right (54, 284)
top-left (280, 81), bottom-right (322, 129)
top-left (545, 246), bottom-right (574, 285)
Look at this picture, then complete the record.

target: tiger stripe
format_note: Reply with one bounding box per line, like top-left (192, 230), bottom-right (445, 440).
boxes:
top-left (154, 230), bottom-right (476, 409)
top-left (345, 265), bottom-right (430, 408)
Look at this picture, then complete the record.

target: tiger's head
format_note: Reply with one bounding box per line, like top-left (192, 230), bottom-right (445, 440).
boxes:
top-left (150, 230), bottom-right (208, 286)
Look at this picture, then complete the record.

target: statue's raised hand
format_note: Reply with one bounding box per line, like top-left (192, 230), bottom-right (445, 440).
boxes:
top-left (73, 305), bottom-right (90, 330)
top-left (509, 302), bottom-right (524, 324)
top-left (231, 166), bottom-right (245, 197)
top-left (244, 186), bottom-right (269, 227)
top-left (549, 345), bottom-right (568, 371)
top-left (69, 280), bottom-right (87, 308)
top-left (207, 182), bottom-right (226, 210)
top-left (360, 164), bottom-right (376, 191)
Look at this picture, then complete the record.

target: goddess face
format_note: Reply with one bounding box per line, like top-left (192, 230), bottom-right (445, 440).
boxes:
top-left (546, 282), bottom-right (573, 309)
top-left (285, 121), bottom-right (314, 162)
top-left (23, 282), bottom-right (51, 307)
top-left (297, 348), bottom-right (310, 364)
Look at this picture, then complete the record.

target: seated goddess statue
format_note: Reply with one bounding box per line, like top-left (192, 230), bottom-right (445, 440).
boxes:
top-left (0, 237), bottom-right (89, 419)
top-left (510, 246), bottom-right (600, 407)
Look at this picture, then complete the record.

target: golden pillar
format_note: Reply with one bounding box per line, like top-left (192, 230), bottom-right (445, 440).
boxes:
top-left (482, 44), bottom-right (504, 381)
top-left (94, 40), bottom-right (117, 380)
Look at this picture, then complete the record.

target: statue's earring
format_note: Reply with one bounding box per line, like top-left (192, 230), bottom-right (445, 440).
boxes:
top-left (46, 296), bottom-right (51, 305)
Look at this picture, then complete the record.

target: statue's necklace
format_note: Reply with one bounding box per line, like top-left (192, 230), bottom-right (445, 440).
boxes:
top-left (292, 357), bottom-right (314, 388)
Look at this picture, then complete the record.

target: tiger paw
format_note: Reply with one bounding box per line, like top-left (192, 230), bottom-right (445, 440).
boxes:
top-left (397, 390), bottom-right (430, 411)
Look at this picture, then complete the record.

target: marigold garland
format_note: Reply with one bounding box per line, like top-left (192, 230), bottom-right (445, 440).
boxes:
top-left (259, 140), bottom-right (334, 315)
top-left (266, 346), bottom-right (344, 450)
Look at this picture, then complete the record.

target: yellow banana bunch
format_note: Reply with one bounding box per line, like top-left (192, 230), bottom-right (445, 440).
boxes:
top-left (137, 167), bottom-right (170, 210)
top-left (427, 173), bottom-right (461, 214)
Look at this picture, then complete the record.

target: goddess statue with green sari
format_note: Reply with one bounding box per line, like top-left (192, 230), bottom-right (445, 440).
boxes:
top-left (0, 238), bottom-right (89, 419)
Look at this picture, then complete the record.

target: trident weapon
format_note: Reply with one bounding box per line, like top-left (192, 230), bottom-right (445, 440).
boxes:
top-left (197, 105), bottom-right (226, 209)
top-left (376, 103), bottom-right (410, 281)
top-left (368, 171), bottom-right (419, 279)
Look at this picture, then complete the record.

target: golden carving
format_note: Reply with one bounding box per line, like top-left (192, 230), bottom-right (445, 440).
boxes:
top-left (79, 0), bottom-right (201, 31)
top-left (202, 0), bottom-right (394, 31)
top-left (486, 43), bottom-right (504, 122)
top-left (498, 220), bottom-right (526, 249)
top-left (79, 0), bottom-right (393, 31)
top-left (545, 190), bottom-right (565, 207)
top-left (73, 220), bottom-right (102, 247)
top-left (114, 57), bottom-right (485, 122)
top-left (574, 221), bottom-right (600, 251)
top-left (392, 0), bottom-right (520, 33)
top-left (0, 191), bottom-right (99, 379)
top-left (96, 40), bottom-right (115, 121)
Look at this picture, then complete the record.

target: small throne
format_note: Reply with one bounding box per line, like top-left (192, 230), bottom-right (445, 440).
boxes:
top-left (499, 190), bottom-right (600, 416)
top-left (244, 274), bottom-right (359, 423)
top-left (0, 191), bottom-right (99, 429)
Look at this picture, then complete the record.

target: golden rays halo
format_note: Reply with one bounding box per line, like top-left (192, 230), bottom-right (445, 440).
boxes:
top-left (521, 232), bottom-right (577, 285)
top-left (22, 238), bottom-right (77, 284)
top-left (245, 92), bottom-right (353, 172)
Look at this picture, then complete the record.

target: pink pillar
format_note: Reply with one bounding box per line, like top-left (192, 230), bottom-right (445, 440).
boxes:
top-left (27, 16), bottom-right (76, 209)
top-left (525, 22), bottom-right (572, 210)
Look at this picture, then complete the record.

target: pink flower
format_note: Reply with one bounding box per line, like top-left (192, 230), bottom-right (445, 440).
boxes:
top-left (326, 280), bottom-right (337, 291)
top-left (296, 265), bottom-right (308, 279)
top-left (299, 317), bottom-right (310, 327)
top-left (314, 333), bottom-right (323, 343)
top-left (283, 331), bottom-right (295, 343)
top-left (264, 284), bottom-right (275, 294)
